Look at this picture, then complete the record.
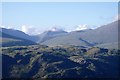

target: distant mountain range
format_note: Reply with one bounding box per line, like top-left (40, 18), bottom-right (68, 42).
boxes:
top-left (41, 20), bottom-right (119, 49)
top-left (0, 20), bottom-right (119, 49)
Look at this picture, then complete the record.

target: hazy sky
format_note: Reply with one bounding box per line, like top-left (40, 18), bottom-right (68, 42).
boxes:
top-left (1, 2), bottom-right (118, 35)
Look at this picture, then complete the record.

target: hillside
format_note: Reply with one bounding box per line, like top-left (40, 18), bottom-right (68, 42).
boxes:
top-left (40, 20), bottom-right (118, 49)
top-left (36, 29), bottom-right (68, 43)
top-left (1, 28), bottom-right (38, 42)
top-left (2, 45), bottom-right (120, 79)
top-left (0, 31), bottom-right (37, 47)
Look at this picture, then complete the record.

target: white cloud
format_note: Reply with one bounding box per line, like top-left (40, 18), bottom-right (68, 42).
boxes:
top-left (0, 26), bottom-right (6, 28)
top-left (21, 25), bottom-right (28, 33)
top-left (0, 26), bottom-right (14, 29)
top-left (21, 25), bottom-right (41, 35)
top-left (49, 26), bottom-right (63, 32)
top-left (114, 14), bottom-right (120, 21)
top-left (0, 25), bottom-right (41, 35)
top-left (75, 24), bottom-right (97, 31)
top-left (75, 24), bottom-right (90, 31)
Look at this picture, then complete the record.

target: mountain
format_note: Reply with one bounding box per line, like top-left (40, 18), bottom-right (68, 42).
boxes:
top-left (40, 20), bottom-right (118, 49)
top-left (80, 20), bottom-right (118, 44)
top-left (1, 20), bottom-right (118, 48)
top-left (36, 28), bottom-right (68, 43)
top-left (0, 28), bottom-right (37, 47)
top-left (40, 29), bottom-right (94, 47)
top-left (1, 28), bottom-right (38, 42)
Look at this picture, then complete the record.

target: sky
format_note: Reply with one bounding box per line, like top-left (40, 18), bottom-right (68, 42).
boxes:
top-left (1, 0), bottom-right (119, 2)
top-left (1, 2), bottom-right (118, 35)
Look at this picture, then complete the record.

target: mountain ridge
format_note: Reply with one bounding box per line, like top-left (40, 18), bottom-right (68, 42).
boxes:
top-left (40, 20), bottom-right (118, 49)
top-left (1, 20), bottom-right (119, 48)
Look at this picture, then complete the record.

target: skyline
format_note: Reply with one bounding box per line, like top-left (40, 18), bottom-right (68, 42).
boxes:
top-left (1, 2), bottom-right (118, 35)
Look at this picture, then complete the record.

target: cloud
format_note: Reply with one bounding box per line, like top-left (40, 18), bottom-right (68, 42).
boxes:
top-left (75, 24), bottom-right (98, 31)
top-left (0, 26), bottom-right (6, 28)
top-left (98, 15), bottom-right (119, 25)
top-left (75, 24), bottom-right (90, 31)
top-left (113, 14), bottom-right (120, 21)
top-left (49, 26), bottom-right (64, 32)
top-left (21, 25), bottom-right (41, 35)
top-left (0, 26), bottom-right (14, 29)
top-left (0, 26), bottom-right (15, 29)
top-left (0, 25), bottom-right (41, 35)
